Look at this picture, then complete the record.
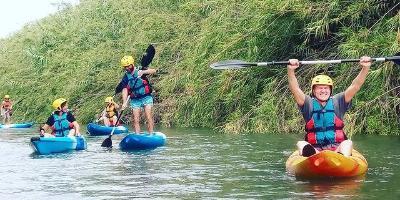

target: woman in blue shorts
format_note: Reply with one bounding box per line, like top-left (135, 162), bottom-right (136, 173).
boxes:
top-left (119, 55), bottom-right (157, 134)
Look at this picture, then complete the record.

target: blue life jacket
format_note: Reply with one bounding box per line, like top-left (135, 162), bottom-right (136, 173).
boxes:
top-left (126, 69), bottom-right (152, 99)
top-left (305, 97), bottom-right (346, 145)
top-left (52, 112), bottom-right (71, 137)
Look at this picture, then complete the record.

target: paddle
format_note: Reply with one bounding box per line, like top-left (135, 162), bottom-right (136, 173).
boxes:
top-left (210, 53), bottom-right (400, 69)
top-left (33, 122), bottom-right (47, 125)
top-left (94, 111), bottom-right (105, 123)
top-left (140, 44), bottom-right (156, 70)
top-left (101, 96), bottom-right (130, 147)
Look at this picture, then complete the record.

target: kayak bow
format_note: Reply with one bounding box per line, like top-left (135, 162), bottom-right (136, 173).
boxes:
top-left (30, 136), bottom-right (87, 155)
top-left (87, 123), bottom-right (128, 136)
top-left (0, 122), bottom-right (33, 128)
top-left (119, 132), bottom-right (167, 150)
top-left (286, 149), bottom-right (368, 178)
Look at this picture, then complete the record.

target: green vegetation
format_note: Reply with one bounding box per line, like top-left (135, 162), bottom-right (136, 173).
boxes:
top-left (0, 0), bottom-right (399, 135)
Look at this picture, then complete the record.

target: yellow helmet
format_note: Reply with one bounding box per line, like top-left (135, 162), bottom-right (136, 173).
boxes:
top-left (105, 96), bottom-right (113, 103)
top-left (311, 75), bottom-right (333, 87)
top-left (120, 56), bottom-right (134, 67)
top-left (52, 98), bottom-right (67, 110)
top-left (4, 95), bottom-right (10, 99)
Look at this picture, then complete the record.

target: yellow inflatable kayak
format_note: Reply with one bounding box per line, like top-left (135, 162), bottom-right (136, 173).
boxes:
top-left (286, 149), bottom-right (368, 178)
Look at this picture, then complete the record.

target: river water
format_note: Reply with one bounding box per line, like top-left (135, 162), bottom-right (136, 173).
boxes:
top-left (0, 126), bottom-right (399, 199)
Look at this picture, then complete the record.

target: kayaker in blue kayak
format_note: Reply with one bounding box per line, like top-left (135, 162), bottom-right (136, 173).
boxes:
top-left (39, 98), bottom-right (81, 137)
top-left (1, 95), bottom-right (13, 125)
top-left (119, 55), bottom-right (157, 134)
top-left (97, 96), bottom-right (120, 126)
top-left (287, 56), bottom-right (372, 157)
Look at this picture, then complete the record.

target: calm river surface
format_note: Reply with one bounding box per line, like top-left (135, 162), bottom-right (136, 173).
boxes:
top-left (0, 126), bottom-right (399, 199)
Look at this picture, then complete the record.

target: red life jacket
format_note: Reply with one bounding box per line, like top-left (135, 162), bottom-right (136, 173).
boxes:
top-left (305, 97), bottom-right (346, 145)
top-left (125, 69), bottom-right (152, 99)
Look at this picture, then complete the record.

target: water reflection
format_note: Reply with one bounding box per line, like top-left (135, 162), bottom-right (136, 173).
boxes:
top-left (292, 177), bottom-right (365, 199)
top-left (1, 127), bottom-right (400, 199)
top-left (29, 151), bottom-right (76, 159)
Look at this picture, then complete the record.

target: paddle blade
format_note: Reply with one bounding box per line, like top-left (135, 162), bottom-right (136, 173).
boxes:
top-left (210, 60), bottom-right (256, 70)
top-left (393, 52), bottom-right (400, 65)
top-left (141, 44), bottom-right (156, 68)
top-left (101, 135), bottom-right (112, 147)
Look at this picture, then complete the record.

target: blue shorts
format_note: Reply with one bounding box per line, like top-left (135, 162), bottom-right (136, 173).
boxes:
top-left (130, 95), bottom-right (154, 109)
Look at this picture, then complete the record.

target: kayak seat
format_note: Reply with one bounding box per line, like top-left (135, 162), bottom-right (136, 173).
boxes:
top-left (302, 144), bottom-right (316, 157)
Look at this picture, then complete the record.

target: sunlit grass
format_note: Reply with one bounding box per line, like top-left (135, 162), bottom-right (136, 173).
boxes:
top-left (0, 0), bottom-right (399, 135)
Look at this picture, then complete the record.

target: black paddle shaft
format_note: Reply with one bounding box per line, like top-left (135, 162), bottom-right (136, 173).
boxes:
top-left (100, 110), bottom-right (124, 147)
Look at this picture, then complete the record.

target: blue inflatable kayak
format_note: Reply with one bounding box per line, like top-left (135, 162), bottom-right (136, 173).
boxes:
top-left (86, 123), bottom-right (128, 136)
top-left (30, 136), bottom-right (87, 155)
top-left (119, 132), bottom-right (167, 150)
top-left (0, 122), bottom-right (33, 128)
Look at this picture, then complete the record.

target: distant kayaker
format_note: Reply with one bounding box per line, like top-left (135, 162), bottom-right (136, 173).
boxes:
top-left (1, 95), bottom-right (13, 125)
top-left (39, 98), bottom-right (81, 137)
top-left (287, 56), bottom-right (372, 157)
top-left (97, 96), bottom-right (120, 126)
top-left (119, 55), bottom-right (157, 134)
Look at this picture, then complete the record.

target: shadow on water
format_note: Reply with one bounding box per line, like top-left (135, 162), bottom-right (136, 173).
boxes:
top-left (29, 151), bottom-right (76, 159)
